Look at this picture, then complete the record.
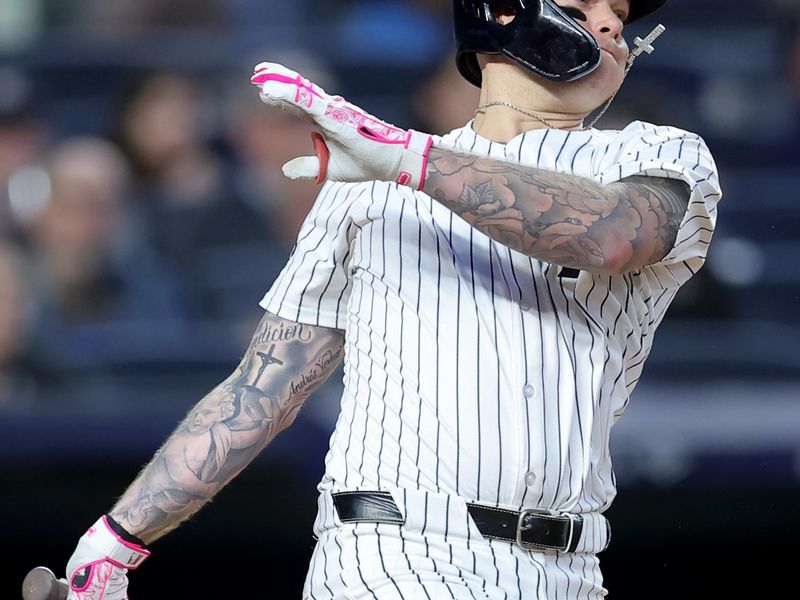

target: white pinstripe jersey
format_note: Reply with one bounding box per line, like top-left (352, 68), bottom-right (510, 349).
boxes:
top-left (260, 120), bottom-right (722, 516)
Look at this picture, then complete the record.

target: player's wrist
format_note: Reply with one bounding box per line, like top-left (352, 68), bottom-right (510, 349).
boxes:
top-left (104, 514), bottom-right (148, 550)
top-left (74, 516), bottom-right (150, 570)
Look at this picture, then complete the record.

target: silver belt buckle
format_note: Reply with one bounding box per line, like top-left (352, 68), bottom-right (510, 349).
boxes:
top-left (515, 509), bottom-right (575, 554)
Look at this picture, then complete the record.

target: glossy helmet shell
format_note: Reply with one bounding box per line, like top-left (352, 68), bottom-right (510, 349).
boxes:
top-left (454, 0), bottom-right (667, 87)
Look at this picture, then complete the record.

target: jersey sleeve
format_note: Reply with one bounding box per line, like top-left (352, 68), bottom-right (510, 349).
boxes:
top-left (596, 122), bottom-right (723, 288)
top-left (259, 181), bottom-right (361, 330)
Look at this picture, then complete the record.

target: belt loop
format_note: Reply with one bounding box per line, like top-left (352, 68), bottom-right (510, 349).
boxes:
top-left (559, 514), bottom-right (576, 554)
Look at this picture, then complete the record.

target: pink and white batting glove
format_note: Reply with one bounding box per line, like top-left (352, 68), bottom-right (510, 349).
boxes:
top-left (250, 62), bottom-right (433, 189)
top-left (65, 516), bottom-right (150, 599)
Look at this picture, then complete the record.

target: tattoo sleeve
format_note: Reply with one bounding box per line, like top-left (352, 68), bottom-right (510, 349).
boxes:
top-left (108, 312), bottom-right (345, 543)
top-left (423, 147), bottom-right (691, 274)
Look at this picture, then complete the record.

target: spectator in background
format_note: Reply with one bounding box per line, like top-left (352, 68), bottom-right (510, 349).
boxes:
top-left (16, 137), bottom-right (186, 389)
top-left (90, 0), bottom-right (228, 30)
top-left (112, 69), bottom-right (286, 333)
top-left (0, 67), bottom-right (49, 236)
top-left (22, 137), bottom-right (181, 323)
top-left (774, 9), bottom-right (800, 166)
top-left (0, 239), bottom-right (40, 410)
top-left (42, 0), bottom-right (229, 36)
top-left (112, 71), bottom-right (224, 238)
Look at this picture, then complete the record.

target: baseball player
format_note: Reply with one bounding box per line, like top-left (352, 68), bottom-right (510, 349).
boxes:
top-left (36, 1), bottom-right (722, 598)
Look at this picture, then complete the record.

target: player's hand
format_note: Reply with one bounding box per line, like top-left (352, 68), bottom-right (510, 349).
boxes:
top-left (65, 516), bottom-right (149, 599)
top-left (250, 62), bottom-right (433, 189)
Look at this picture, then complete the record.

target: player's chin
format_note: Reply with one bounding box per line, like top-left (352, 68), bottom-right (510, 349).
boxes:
top-left (581, 56), bottom-right (625, 99)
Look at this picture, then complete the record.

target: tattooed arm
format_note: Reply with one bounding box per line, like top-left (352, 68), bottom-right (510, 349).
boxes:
top-left (107, 311), bottom-right (344, 544)
top-left (423, 148), bottom-right (690, 274)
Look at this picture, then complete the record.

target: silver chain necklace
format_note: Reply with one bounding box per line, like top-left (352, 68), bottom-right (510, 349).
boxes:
top-left (474, 25), bottom-right (667, 132)
top-left (475, 100), bottom-right (579, 130)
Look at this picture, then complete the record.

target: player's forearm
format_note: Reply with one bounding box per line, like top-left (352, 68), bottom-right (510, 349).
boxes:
top-left (423, 147), bottom-right (685, 273)
top-left (106, 381), bottom-right (269, 544)
top-left (108, 315), bottom-right (345, 544)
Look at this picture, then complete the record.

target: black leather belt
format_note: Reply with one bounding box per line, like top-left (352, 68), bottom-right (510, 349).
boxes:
top-left (331, 491), bottom-right (584, 553)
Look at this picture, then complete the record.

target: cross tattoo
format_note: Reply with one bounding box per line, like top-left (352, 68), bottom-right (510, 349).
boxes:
top-left (253, 344), bottom-right (284, 388)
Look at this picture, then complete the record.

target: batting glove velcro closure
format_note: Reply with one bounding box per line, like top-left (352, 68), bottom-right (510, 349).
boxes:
top-left (396, 130), bottom-right (434, 189)
top-left (78, 516), bottom-right (150, 570)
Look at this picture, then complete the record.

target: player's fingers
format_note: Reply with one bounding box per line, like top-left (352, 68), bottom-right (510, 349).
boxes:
top-left (283, 132), bottom-right (330, 184)
top-left (257, 94), bottom-right (316, 124)
top-left (252, 61), bottom-right (323, 90)
top-left (251, 63), bottom-right (328, 119)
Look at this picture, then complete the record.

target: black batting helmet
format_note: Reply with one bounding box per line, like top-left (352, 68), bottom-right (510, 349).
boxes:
top-left (454, 0), bottom-right (668, 87)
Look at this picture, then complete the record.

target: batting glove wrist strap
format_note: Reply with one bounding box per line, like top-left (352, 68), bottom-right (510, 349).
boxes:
top-left (77, 516), bottom-right (150, 569)
top-left (396, 130), bottom-right (434, 189)
top-left (250, 62), bottom-right (433, 190)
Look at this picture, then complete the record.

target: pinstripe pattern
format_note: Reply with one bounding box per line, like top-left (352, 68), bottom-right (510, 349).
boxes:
top-left (264, 120), bottom-right (721, 598)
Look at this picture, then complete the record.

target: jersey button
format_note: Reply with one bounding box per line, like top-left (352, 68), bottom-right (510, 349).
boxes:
top-left (520, 302), bottom-right (531, 312)
top-left (523, 384), bottom-right (536, 398)
top-left (525, 472), bottom-right (537, 486)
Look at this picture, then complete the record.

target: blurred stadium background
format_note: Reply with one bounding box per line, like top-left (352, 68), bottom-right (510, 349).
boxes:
top-left (1, 0), bottom-right (798, 597)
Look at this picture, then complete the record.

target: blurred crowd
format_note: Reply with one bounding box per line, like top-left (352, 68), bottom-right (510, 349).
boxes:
top-left (0, 0), bottom-right (481, 413)
top-left (1, 0), bottom-right (799, 413)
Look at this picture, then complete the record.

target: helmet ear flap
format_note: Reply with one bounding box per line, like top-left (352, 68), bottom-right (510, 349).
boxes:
top-left (456, 51), bottom-right (483, 88)
top-left (453, 0), bottom-right (524, 87)
top-left (453, 0), bottom-right (667, 87)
